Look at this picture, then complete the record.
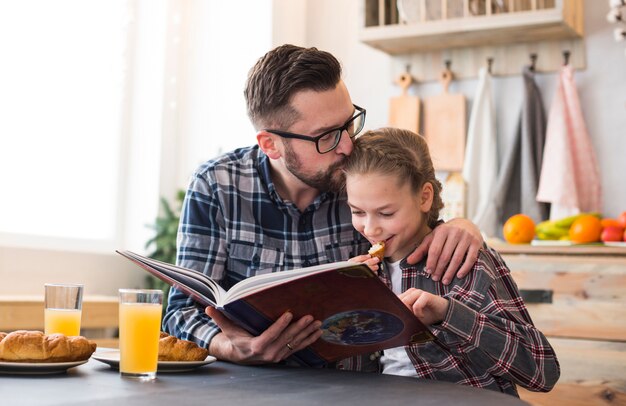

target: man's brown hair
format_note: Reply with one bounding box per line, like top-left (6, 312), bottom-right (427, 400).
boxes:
top-left (244, 44), bottom-right (342, 131)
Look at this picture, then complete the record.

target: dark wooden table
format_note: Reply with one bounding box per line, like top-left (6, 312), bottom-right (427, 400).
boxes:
top-left (0, 355), bottom-right (528, 405)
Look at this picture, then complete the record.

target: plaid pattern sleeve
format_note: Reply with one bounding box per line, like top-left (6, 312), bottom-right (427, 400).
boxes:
top-left (161, 150), bottom-right (231, 348)
top-left (162, 145), bottom-right (369, 348)
top-left (437, 246), bottom-right (561, 393)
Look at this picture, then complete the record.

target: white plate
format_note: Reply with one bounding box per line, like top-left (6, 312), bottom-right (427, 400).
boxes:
top-left (0, 359), bottom-right (88, 375)
top-left (531, 240), bottom-right (611, 247)
top-left (93, 350), bottom-right (217, 373)
top-left (604, 241), bottom-right (626, 247)
top-left (531, 240), bottom-right (573, 246)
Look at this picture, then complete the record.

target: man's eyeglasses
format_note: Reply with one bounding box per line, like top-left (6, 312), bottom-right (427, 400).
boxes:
top-left (264, 104), bottom-right (366, 154)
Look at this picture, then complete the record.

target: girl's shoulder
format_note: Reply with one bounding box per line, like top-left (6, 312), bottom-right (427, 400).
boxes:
top-left (476, 245), bottom-right (512, 278)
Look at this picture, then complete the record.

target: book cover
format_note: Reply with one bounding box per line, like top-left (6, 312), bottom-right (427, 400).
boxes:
top-left (117, 250), bottom-right (435, 367)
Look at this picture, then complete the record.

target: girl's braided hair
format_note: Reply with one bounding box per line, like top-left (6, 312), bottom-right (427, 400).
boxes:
top-left (343, 127), bottom-right (444, 229)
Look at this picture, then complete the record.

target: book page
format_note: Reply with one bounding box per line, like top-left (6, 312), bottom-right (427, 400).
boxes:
top-left (119, 250), bottom-right (226, 305)
top-left (157, 266), bottom-right (219, 307)
top-left (224, 261), bottom-right (355, 304)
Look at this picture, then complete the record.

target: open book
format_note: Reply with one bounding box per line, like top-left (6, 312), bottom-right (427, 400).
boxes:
top-left (117, 250), bottom-right (434, 367)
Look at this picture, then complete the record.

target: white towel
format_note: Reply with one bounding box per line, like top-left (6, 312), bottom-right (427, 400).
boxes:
top-left (536, 65), bottom-right (602, 218)
top-left (462, 67), bottom-right (498, 237)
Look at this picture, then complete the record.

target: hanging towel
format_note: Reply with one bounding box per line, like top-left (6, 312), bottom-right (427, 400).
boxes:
top-left (462, 67), bottom-right (498, 237)
top-left (536, 65), bottom-right (602, 218)
top-left (493, 66), bottom-right (550, 230)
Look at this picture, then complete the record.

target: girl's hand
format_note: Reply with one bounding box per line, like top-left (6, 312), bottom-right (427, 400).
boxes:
top-left (348, 254), bottom-right (381, 273)
top-left (398, 288), bottom-right (449, 326)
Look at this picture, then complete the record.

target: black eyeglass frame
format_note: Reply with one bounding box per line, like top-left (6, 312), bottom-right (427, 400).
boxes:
top-left (264, 104), bottom-right (366, 154)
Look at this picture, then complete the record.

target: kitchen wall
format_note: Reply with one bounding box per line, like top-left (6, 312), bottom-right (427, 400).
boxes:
top-left (3, 1), bottom-right (623, 297)
top-left (273, 0), bottom-right (626, 218)
top-left (0, 246), bottom-right (145, 297)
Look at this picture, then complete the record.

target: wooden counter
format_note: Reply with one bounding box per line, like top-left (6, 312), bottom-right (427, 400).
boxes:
top-left (0, 295), bottom-right (119, 348)
top-left (491, 242), bottom-right (626, 405)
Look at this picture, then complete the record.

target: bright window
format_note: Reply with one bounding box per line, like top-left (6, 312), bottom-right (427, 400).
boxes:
top-left (0, 0), bottom-right (273, 253)
top-left (0, 0), bottom-right (131, 248)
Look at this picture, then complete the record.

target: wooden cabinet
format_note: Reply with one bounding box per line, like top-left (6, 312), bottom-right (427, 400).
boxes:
top-left (0, 295), bottom-right (120, 348)
top-left (493, 243), bottom-right (626, 405)
top-left (360, 0), bottom-right (584, 54)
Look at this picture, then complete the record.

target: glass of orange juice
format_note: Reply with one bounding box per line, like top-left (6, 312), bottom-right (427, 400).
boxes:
top-left (118, 289), bottom-right (163, 381)
top-left (44, 283), bottom-right (84, 336)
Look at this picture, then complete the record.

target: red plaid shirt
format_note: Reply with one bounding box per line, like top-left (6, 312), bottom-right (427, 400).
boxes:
top-left (335, 246), bottom-right (560, 397)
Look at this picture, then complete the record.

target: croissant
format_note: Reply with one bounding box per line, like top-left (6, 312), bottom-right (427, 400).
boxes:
top-left (368, 241), bottom-right (386, 262)
top-left (158, 332), bottom-right (210, 361)
top-left (0, 330), bottom-right (97, 363)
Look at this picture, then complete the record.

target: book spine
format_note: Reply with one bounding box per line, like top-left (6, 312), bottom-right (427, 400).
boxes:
top-left (220, 301), bottom-right (270, 336)
top-left (288, 348), bottom-right (326, 368)
top-left (221, 300), bottom-right (326, 367)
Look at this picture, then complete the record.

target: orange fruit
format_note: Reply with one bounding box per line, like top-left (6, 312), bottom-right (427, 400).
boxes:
top-left (569, 215), bottom-right (602, 243)
top-left (503, 214), bottom-right (535, 244)
top-left (601, 218), bottom-right (621, 228)
top-left (618, 211), bottom-right (626, 229)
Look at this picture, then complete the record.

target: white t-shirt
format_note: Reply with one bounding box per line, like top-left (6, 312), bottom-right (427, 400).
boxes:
top-left (380, 259), bottom-right (418, 377)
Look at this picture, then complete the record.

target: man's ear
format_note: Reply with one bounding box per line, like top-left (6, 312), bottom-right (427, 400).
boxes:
top-left (256, 131), bottom-right (281, 159)
top-left (420, 182), bottom-right (434, 212)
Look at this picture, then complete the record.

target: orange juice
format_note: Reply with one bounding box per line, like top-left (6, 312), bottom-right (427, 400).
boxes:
top-left (44, 308), bottom-right (82, 336)
top-left (119, 302), bottom-right (162, 374)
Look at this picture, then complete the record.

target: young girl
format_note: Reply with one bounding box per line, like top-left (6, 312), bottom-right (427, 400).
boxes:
top-left (342, 127), bottom-right (559, 397)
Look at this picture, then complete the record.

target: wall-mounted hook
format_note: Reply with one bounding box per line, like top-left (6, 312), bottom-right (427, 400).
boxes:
top-left (440, 61), bottom-right (453, 93)
top-left (487, 57), bottom-right (494, 74)
top-left (529, 53), bottom-right (537, 71)
top-left (395, 64), bottom-right (414, 96)
top-left (562, 50), bottom-right (571, 66)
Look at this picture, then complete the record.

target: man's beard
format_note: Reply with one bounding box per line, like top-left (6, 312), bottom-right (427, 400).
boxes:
top-left (283, 140), bottom-right (345, 193)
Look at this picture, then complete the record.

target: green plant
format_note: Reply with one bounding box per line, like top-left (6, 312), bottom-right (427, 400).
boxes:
top-left (145, 190), bottom-right (186, 311)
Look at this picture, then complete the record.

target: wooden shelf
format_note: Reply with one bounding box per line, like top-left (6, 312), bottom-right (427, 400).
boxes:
top-left (0, 295), bottom-right (119, 345)
top-left (360, 0), bottom-right (583, 54)
top-left (489, 241), bottom-right (626, 257)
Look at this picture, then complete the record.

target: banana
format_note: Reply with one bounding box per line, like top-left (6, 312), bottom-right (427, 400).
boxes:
top-left (535, 212), bottom-right (603, 240)
top-left (535, 220), bottom-right (570, 240)
top-left (536, 230), bottom-right (556, 240)
top-left (536, 230), bottom-right (568, 240)
top-left (553, 212), bottom-right (601, 228)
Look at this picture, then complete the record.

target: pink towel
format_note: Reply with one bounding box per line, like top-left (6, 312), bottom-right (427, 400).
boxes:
top-left (536, 65), bottom-right (602, 218)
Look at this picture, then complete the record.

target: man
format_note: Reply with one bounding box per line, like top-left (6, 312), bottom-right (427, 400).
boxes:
top-left (163, 44), bottom-right (482, 365)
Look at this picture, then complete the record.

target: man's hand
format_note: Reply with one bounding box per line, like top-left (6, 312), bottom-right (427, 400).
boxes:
top-left (398, 288), bottom-right (449, 326)
top-left (205, 307), bottom-right (322, 364)
top-left (406, 218), bottom-right (483, 285)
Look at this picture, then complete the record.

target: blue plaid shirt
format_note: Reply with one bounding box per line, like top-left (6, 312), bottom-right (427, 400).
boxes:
top-left (163, 145), bottom-right (369, 347)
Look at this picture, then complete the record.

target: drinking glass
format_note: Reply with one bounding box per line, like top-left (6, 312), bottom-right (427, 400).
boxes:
top-left (44, 283), bottom-right (84, 336)
top-left (118, 289), bottom-right (163, 381)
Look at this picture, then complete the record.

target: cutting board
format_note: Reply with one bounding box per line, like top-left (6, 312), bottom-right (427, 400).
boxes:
top-left (423, 69), bottom-right (466, 171)
top-left (388, 72), bottom-right (420, 134)
top-left (440, 172), bottom-right (466, 220)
